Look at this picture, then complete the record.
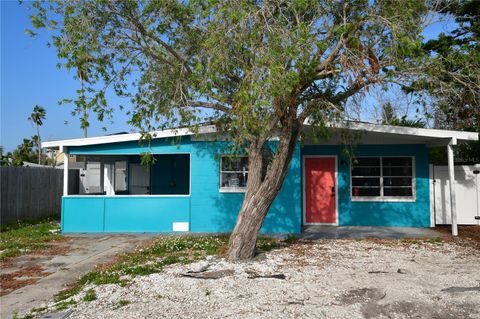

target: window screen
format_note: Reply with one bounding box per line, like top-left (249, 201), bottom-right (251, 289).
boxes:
top-left (220, 156), bottom-right (248, 191)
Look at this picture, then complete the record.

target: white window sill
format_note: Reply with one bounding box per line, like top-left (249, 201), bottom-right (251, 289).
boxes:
top-left (219, 188), bottom-right (246, 193)
top-left (351, 197), bottom-right (416, 203)
top-left (63, 194), bottom-right (191, 198)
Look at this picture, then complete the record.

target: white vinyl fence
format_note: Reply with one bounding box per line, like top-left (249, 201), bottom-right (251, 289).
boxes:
top-left (431, 164), bottom-right (480, 225)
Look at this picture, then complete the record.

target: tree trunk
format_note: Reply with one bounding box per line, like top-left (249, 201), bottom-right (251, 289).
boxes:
top-left (227, 126), bottom-right (300, 260)
top-left (83, 105), bottom-right (88, 138)
top-left (37, 125), bottom-right (41, 165)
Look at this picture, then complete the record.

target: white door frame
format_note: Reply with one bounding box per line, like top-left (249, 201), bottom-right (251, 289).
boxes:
top-left (302, 155), bottom-right (339, 226)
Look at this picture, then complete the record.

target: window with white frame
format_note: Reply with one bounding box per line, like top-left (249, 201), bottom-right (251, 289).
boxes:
top-left (351, 157), bottom-right (414, 200)
top-left (220, 156), bottom-right (248, 192)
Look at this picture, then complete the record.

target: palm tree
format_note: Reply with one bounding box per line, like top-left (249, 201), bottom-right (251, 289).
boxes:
top-left (28, 105), bottom-right (46, 164)
top-left (11, 139), bottom-right (35, 166)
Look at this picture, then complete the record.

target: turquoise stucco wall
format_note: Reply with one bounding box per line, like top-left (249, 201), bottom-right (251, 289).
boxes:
top-left (302, 144), bottom-right (430, 227)
top-left (63, 138), bottom-right (430, 233)
top-left (64, 137), bottom-right (302, 234)
top-left (62, 196), bottom-right (190, 232)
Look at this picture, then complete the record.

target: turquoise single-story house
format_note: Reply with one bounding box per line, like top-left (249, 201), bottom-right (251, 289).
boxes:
top-left (42, 122), bottom-right (478, 234)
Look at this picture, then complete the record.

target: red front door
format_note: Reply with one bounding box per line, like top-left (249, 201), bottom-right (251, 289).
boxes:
top-left (305, 157), bottom-right (336, 224)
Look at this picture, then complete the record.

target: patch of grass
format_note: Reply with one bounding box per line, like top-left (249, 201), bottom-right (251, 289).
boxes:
top-left (15, 306), bottom-right (49, 319)
top-left (400, 239), bottom-right (422, 245)
top-left (55, 271), bottom-right (127, 302)
top-left (13, 314), bottom-right (34, 319)
top-left (426, 237), bottom-right (444, 245)
top-left (0, 219), bottom-right (62, 260)
top-left (54, 284), bottom-right (83, 302)
top-left (55, 299), bottom-right (77, 311)
top-left (30, 306), bottom-right (47, 314)
top-left (400, 237), bottom-right (444, 246)
top-left (82, 288), bottom-right (97, 302)
top-left (80, 271), bottom-right (127, 286)
top-left (11, 311), bottom-right (35, 319)
top-left (257, 236), bottom-right (278, 252)
top-left (115, 299), bottom-right (131, 308)
top-left (284, 234), bottom-right (299, 244)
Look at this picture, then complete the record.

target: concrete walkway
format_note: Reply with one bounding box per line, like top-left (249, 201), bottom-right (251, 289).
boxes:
top-left (300, 226), bottom-right (446, 240)
top-left (1, 235), bottom-right (153, 319)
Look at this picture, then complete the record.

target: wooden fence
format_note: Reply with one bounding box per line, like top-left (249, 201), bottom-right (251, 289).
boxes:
top-left (0, 167), bottom-right (79, 225)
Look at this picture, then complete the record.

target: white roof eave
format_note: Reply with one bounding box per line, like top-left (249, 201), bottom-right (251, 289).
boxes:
top-left (337, 122), bottom-right (478, 142)
top-left (42, 121), bottom-right (478, 149)
top-left (41, 125), bottom-right (217, 149)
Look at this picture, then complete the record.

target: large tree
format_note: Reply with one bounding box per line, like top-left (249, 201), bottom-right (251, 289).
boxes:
top-left (30, 0), bottom-right (429, 259)
top-left (426, 0), bottom-right (479, 162)
top-left (421, 0), bottom-right (479, 126)
top-left (406, 0), bottom-right (479, 164)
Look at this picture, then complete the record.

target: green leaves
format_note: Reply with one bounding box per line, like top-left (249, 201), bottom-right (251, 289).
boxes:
top-left (29, 14), bottom-right (45, 29)
top-left (27, 0), bottom-right (432, 145)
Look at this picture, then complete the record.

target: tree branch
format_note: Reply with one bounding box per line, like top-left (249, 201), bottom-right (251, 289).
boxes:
top-left (184, 100), bottom-right (231, 113)
top-left (113, 2), bottom-right (192, 73)
top-left (332, 78), bottom-right (375, 104)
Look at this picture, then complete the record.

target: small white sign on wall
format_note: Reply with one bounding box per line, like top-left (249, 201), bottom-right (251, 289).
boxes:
top-left (172, 222), bottom-right (189, 232)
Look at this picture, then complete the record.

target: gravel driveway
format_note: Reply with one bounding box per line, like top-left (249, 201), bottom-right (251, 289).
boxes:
top-left (55, 238), bottom-right (480, 319)
top-left (1, 235), bottom-right (153, 318)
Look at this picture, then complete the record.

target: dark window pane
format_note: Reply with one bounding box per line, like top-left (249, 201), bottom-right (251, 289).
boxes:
top-left (383, 167), bottom-right (412, 176)
top-left (352, 177), bottom-right (380, 187)
top-left (352, 167), bottom-right (381, 176)
top-left (384, 177), bottom-right (412, 186)
top-left (354, 157), bottom-right (380, 166)
top-left (221, 172), bottom-right (248, 188)
top-left (151, 154), bottom-right (190, 195)
top-left (384, 187), bottom-right (413, 196)
top-left (382, 157), bottom-right (412, 167)
top-left (352, 187), bottom-right (380, 197)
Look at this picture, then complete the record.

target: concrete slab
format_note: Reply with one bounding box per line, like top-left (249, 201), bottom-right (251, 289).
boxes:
top-left (0, 235), bottom-right (153, 319)
top-left (300, 226), bottom-right (446, 240)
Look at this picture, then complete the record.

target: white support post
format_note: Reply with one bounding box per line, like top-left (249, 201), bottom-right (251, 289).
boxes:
top-left (429, 164), bottom-right (435, 228)
top-left (63, 149), bottom-right (69, 196)
top-left (447, 138), bottom-right (457, 236)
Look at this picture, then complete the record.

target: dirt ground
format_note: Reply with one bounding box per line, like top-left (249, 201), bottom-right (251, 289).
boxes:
top-left (0, 241), bottom-right (71, 296)
top-left (53, 236), bottom-right (480, 319)
top-left (436, 225), bottom-right (480, 247)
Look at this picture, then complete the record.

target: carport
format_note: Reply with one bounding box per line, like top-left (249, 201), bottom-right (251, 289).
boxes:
top-left (328, 122), bottom-right (478, 236)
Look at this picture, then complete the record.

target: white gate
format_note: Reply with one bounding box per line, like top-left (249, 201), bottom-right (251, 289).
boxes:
top-left (432, 164), bottom-right (480, 225)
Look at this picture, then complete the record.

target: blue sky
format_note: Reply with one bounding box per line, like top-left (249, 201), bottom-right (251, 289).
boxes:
top-left (1, 1), bottom-right (131, 152)
top-left (1, 2), bottom-right (454, 152)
